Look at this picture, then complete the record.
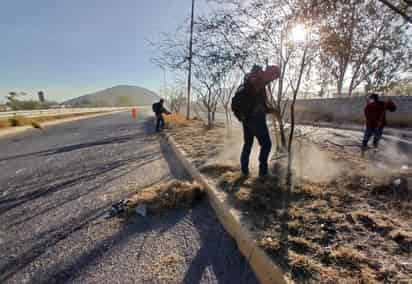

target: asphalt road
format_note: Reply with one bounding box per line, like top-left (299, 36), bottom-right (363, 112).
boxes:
top-left (0, 111), bottom-right (258, 284)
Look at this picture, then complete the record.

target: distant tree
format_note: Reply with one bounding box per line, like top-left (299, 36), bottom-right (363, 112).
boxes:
top-left (313, 0), bottom-right (412, 96)
top-left (116, 95), bottom-right (133, 106)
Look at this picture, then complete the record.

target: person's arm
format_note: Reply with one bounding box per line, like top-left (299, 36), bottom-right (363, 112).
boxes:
top-left (385, 100), bottom-right (397, 112)
top-left (264, 87), bottom-right (274, 113)
top-left (161, 105), bottom-right (171, 115)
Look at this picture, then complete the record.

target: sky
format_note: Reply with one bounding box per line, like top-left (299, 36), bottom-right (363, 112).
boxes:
top-left (0, 0), bottom-right (209, 103)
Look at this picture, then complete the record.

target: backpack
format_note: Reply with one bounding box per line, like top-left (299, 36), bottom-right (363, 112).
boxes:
top-left (231, 85), bottom-right (255, 121)
top-left (152, 102), bottom-right (157, 113)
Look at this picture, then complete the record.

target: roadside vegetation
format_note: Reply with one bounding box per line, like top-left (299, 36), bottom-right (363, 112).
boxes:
top-left (0, 112), bottom-right (104, 130)
top-left (165, 119), bottom-right (412, 283)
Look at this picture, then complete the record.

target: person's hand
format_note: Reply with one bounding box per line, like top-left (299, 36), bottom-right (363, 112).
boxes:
top-left (266, 107), bottom-right (275, 114)
top-left (265, 65), bottom-right (281, 81)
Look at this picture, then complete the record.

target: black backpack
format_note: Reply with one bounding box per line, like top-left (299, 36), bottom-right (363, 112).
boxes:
top-left (231, 85), bottom-right (255, 121)
top-left (152, 102), bottom-right (158, 113)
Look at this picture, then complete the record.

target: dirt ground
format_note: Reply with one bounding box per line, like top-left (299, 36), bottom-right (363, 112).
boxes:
top-left (167, 121), bottom-right (412, 283)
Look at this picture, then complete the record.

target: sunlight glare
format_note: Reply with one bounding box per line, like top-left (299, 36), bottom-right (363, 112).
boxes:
top-left (291, 24), bottom-right (306, 42)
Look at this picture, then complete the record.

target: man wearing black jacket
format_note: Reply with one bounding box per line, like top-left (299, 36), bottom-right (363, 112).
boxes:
top-left (238, 65), bottom-right (280, 177)
top-left (152, 99), bottom-right (171, 132)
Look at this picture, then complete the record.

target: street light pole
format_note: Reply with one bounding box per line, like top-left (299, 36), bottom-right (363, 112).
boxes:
top-left (186, 0), bottom-right (195, 119)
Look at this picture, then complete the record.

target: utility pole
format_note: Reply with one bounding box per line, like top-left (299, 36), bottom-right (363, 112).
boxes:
top-left (186, 0), bottom-right (195, 119)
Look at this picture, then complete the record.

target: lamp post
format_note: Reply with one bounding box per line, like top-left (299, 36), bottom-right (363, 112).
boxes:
top-left (186, 0), bottom-right (195, 120)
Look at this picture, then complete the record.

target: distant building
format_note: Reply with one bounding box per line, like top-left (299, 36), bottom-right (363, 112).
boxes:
top-left (38, 91), bottom-right (45, 102)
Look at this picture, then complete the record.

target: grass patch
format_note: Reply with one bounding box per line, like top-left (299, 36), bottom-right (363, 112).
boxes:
top-left (167, 117), bottom-right (412, 283)
top-left (330, 245), bottom-right (366, 269)
top-left (0, 112), bottom-right (104, 130)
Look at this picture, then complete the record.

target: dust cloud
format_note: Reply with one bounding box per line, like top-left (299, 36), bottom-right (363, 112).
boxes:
top-left (209, 127), bottom-right (345, 182)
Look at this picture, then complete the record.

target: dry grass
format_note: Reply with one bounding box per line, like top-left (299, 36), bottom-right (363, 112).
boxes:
top-left (0, 120), bottom-right (11, 128)
top-left (9, 116), bottom-right (30, 126)
top-left (127, 180), bottom-right (205, 214)
top-left (0, 112), bottom-right (104, 130)
top-left (164, 113), bottom-right (190, 126)
top-left (330, 246), bottom-right (366, 269)
top-left (167, 117), bottom-right (412, 283)
top-left (199, 163), bottom-right (240, 178)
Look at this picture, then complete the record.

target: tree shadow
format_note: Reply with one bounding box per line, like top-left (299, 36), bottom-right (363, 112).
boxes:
top-left (0, 151), bottom-right (161, 215)
top-left (26, 207), bottom-right (190, 284)
top-left (211, 157), bottom-right (314, 282)
top-left (0, 133), bottom-right (142, 162)
top-left (0, 204), bottom-right (108, 282)
top-left (181, 201), bottom-right (259, 284)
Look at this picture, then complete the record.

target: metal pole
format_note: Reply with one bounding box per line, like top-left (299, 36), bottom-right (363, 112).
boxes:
top-left (186, 0), bottom-right (195, 119)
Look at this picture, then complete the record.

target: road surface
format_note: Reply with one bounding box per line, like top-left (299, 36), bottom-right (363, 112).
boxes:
top-left (0, 111), bottom-right (258, 284)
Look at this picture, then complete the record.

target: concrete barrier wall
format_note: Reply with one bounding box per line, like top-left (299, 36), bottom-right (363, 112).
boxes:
top-left (291, 96), bottom-right (412, 127)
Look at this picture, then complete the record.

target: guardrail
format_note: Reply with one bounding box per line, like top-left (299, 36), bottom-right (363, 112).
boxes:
top-left (0, 107), bottom-right (131, 119)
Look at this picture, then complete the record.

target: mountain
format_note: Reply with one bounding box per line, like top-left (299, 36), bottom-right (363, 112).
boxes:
top-left (64, 85), bottom-right (160, 107)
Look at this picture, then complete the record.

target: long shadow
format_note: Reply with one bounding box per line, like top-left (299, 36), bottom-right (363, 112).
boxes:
top-left (0, 204), bottom-right (108, 282)
top-left (156, 125), bottom-right (259, 283)
top-left (208, 156), bottom-right (311, 282)
top-left (6, 158), bottom-right (169, 229)
top-left (0, 151), bottom-right (161, 214)
top-left (28, 207), bottom-right (191, 284)
top-left (0, 116), bottom-right (188, 283)
top-left (181, 201), bottom-right (260, 284)
top-left (0, 133), bottom-right (143, 162)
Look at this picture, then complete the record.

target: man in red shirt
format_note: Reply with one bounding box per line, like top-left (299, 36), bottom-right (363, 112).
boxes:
top-left (362, 93), bottom-right (396, 152)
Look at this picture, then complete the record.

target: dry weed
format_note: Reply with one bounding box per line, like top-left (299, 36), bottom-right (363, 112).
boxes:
top-left (127, 180), bottom-right (205, 213)
top-left (0, 120), bottom-right (10, 128)
top-left (164, 113), bottom-right (190, 126)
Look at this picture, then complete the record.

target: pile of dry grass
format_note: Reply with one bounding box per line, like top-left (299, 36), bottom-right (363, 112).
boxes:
top-left (127, 180), bottom-right (205, 214)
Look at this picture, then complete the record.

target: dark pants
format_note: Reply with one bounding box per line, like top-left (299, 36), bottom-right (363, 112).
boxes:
top-left (241, 116), bottom-right (272, 177)
top-left (362, 127), bottom-right (383, 148)
top-left (156, 114), bottom-right (165, 131)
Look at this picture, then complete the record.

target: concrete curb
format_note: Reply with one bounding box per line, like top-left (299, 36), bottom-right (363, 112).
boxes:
top-left (0, 110), bottom-right (126, 138)
top-left (163, 132), bottom-right (288, 284)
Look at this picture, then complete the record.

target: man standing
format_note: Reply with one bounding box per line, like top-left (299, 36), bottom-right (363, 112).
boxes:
top-left (152, 99), bottom-right (171, 132)
top-left (362, 93), bottom-right (396, 152)
top-left (232, 65), bottom-right (280, 177)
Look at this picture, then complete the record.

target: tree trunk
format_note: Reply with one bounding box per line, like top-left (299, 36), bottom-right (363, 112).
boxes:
top-left (288, 47), bottom-right (308, 154)
top-left (337, 74), bottom-right (345, 97)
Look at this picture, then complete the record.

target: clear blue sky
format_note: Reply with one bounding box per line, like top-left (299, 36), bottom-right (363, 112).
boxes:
top-left (0, 0), bottom-right (208, 103)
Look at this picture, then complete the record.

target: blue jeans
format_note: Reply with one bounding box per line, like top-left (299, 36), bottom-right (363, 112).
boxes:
top-left (362, 127), bottom-right (383, 148)
top-left (155, 114), bottom-right (165, 131)
top-left (241, 116), bottom-right (272, 176)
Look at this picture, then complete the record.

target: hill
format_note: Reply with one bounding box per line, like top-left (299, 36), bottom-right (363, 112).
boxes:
top-left (64, 85), bottom-right (160, 107)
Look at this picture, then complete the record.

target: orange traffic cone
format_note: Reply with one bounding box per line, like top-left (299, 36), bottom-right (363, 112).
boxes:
top-left (131, 107), bottom-right (137, 119)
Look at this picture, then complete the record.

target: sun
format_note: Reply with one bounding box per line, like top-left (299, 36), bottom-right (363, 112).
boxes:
top-left (291, 24), bottom-right (306, 42)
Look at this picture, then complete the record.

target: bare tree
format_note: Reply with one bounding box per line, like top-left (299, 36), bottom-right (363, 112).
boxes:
top-left (313, 0), bottom-right (412, 96)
